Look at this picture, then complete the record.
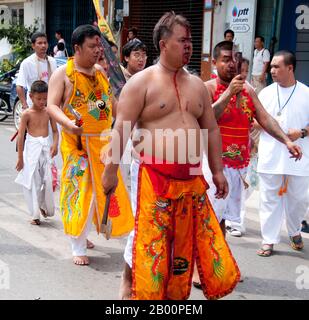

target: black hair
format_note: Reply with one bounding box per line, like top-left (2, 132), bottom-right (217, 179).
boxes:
top-left (273, 50), bottom-right (296, 72)
top-left (31, 32), bottom-right (47, 44)
top-left (57, 42), bottom-right (65, 51)
top-left (30, 80), bottom-right (48, 94)
top-left (213, 41), bottom-right (233, 59)
top-left (71, 24), bottom-right (101, 51)
top-left (242, 57), bottom-right (250, 65)
top-left (153, 11), bottom-right (191, 52)
top-left (128, 27), bottom-right (138, 36)
top-left (255, 35), bottom-right (265, 43)
top-left (55, 30), bottom-right (63, 37)
top-left (122, 40), bottom-right (147, 67)
top-left (224, 29), bottom-right (234, 39)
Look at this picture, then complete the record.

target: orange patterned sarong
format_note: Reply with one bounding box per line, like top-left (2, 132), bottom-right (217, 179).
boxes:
top-left (132, 162), bottom-right (240, 300)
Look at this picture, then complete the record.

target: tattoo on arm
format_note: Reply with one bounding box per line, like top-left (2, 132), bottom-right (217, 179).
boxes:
top-left (213, 97), bottom-right (230, 119)
top-left (261, 116), bottom-right (289, 144)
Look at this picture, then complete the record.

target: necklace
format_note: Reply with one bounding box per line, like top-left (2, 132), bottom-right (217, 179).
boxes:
top-left (276, 82), bottom-right (297, 116)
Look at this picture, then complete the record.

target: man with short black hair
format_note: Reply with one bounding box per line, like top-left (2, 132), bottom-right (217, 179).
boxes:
top-left (202, 42), bottom-right (302, 238)
top-left (47, 24), bottom-right (134, 266)
top-left (224, 29), bottom-right (235, 42)
top-left (121, 40), bottom-right (147, 81)
top-left (251, 36), bottom-right (270, 94)
top-left (17, 32), bottom-right (57, 109)
top-left (257, 50), bottom-right (309, 256)
top-left (127, 27), bottom-right (140, 43)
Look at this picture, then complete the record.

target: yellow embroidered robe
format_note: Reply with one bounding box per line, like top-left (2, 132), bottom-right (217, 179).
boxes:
top-left (60, 58), bottom-right (134, 237)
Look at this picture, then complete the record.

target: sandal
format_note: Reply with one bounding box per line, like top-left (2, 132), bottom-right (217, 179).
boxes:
top-left (31, 219), bottom-right (41, 225)
top-left (290, 235), bottom-right (304, 251)
top-left (301, 220), bottom-right (309, 233)
top-left (192, 281), bottom-right (202, 290)
top-left (257, 244), bottom-right (273, 257)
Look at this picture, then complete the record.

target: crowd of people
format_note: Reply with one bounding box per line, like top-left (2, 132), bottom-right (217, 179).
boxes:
top-left (13, 12), bottom-right (309, 300)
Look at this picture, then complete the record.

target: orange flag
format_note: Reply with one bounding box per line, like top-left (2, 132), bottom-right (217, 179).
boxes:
top-left (92, 0), bottom-right (115, 44)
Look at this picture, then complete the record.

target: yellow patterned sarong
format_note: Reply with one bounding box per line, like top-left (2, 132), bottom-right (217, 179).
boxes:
top-left (60, 58), bottom-right (134, 237)
top-left (132, 162), bottom-right (240, 300)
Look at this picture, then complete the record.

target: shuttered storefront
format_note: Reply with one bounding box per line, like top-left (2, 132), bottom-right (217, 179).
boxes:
top-left (129, 0), bottom-right (204, 75)
top-left (46, 0), bottom-right (96, 56)
top-left (295, 27), bottom-right (309, 85)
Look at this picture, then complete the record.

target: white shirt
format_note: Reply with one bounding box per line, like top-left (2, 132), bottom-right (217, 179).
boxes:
top-left (53, 38), bottom-right (65, 56)
top-left (257, 81), bottom-right (309, 176)
top-left (54, 50), bottom-right (65, 58)
top-left (16, 53), bottom-right (57, 106)
top-left (252, 48), bottom-right (270, 76)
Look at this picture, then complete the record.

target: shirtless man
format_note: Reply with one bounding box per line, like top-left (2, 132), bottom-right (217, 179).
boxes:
top-left (46, 25), bottom-right (134, 266)
top-left (103, 12), bottom-right (240, 300)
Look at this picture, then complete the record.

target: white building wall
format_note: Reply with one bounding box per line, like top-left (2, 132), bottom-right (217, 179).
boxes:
top-left (212, 0), bottom-right (229, 51)
top-left (212, 0), bottom-right (258, 75)
top-left (24, 0), bottom-right (45, 31)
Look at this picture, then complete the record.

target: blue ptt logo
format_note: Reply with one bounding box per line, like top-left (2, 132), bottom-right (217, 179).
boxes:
top-left (232, 7), bottom-right (238, 17)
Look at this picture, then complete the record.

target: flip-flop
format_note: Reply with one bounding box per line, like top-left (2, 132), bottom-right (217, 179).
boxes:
top-left (290, 235), bottom-right (304, 251)
top-left (301, 221), bottom-right (309, 233)
top-left (257, 244), bottom-right (273, 257)
top-left (31, 219), bottom-right (41, 225)
top-left (192, 281), bottom-right (202, 290)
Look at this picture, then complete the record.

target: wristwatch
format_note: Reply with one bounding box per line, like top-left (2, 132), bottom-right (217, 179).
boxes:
top-left (301, 128), bottom-right (308, 138)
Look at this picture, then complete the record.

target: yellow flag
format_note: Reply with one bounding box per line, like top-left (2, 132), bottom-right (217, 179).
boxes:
top-left (92, 0), bottom-right (115, 44)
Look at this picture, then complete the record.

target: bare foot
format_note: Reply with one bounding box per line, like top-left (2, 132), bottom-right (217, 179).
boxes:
top-left (40, 208), bottom-right (48, 218)
top-left (119, 263), bottom-right (132, 300)
top-left (86, 239), bottom-right (95, 249)
top-left (31, 219), bottom-right (41, 225)
top-left (73, 256), bottom-right (89, 266)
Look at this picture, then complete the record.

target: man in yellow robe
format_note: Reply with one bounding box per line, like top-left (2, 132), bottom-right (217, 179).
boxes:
top-left (47, 25), bottom-right (134, 265)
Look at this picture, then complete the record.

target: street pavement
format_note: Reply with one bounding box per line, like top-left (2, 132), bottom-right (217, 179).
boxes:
top-left (0, 118), bottom-right (308, 300)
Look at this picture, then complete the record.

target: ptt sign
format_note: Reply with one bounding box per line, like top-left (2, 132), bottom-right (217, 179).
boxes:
top-left (296, 5), bottom-right (309, 30)
top-left (231, 6), bottom-right (250, 24)
top-left (232, 6), bottom-right (250, 18)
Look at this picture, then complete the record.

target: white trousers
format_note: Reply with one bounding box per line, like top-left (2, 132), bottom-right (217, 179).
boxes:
top-left (226, 187), bottom-right (250, 232)
top-left (70, 197), bottom-right (95, 257)
top-left (23, 151), bottom-right (54, 220)
top-left (259, 173), bottom-right (309, 244)
top-left (203, 162), bottom-right (247, 224)
top-left (123, 158), bottom-right (139, 268)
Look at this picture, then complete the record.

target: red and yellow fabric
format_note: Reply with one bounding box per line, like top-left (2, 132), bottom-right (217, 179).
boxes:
top-left (92, 0), bottom-right (115, 43)
top-left (132, 162), bottom-right (240, 300)
top-left (60, 58), bottom-right (134, 237)
top-left (214, 81), bottom-right (256, 169)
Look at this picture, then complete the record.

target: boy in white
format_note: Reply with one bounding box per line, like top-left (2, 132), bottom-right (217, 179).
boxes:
top-left (15, 81), bottom-right (58, 225)
top-left (257, 50), bottom-right (309, 256)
